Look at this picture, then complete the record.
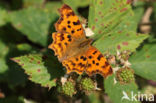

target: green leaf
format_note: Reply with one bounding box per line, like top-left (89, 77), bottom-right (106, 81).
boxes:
top-left (104, 75), bottom-right (140, 103)
top-left (16, 43), bottom-right (37, 52)
top-left (0, 40), bottom-right (9, 58)
top-left (0, 40), bottom-right (9, 74)
top-left (23, 0), bottom-right (45, 8)
top-left (130, 1), bottom-right (144, 31)
top-left (88, 93), bottom-right (101, 103)
top-left (88, 0), bottom-right (148, 54)
top-left (94, 31), bottom-right (148, 54)
top-left (45, 1), bottom-right (62, 14)
top-left (0, 40), bottom-right (36, 86)
top-left (0, 8), bottom-right (8, 26)
top-left (88, 0), bottom-right (131, 38)
top-left (12, 54), bottom-right (64, 88)
top-left (129, 43), bottom-right (156, 81)
top-left (10, 7), bottom-right (58, 46)
top-left (5, 43), bottom-right (38, 86)
top-left (0, 58), bottom-right (8, 74)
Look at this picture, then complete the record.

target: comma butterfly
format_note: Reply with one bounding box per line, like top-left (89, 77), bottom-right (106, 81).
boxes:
top-left (49, 4), bottom-right (112, 78)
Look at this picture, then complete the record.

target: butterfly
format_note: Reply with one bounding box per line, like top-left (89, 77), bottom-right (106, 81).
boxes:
top-left (49, 4), bottom-right (112, 78)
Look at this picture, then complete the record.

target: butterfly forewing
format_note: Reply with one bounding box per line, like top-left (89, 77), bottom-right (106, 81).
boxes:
top-left (55, 4), bottom-right (86, 39)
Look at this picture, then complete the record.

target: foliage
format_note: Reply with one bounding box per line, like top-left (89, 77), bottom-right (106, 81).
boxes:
top-left (0, 8), bottom-right (8, 26)
top-left (129, 43), bottom-right (156, 81)
top-left (0, 0), bottom-right (156, 103)
top-left (105, 74), bottom-right (139, 103)
top-left (10, 7), bottom-right (58, 46)
top-left (12, 54), bottom-right (64, 88)
top-left (88, 0), bottom-right (148, 54)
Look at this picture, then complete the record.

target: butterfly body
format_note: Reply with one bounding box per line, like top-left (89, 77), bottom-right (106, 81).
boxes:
top-left (49, 4), bottom-right (113, 78)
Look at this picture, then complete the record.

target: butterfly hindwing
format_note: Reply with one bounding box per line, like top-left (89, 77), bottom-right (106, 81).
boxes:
top-left (85, 46), bottom-right (113, 78)
top-left (62, 54), bottom-right (87, 74)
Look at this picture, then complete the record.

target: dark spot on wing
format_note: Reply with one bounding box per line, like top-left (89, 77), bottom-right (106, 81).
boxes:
top-left (60, 33), bottom-right (64, 41)
top-left (64, 42), bottom-right (68, 45)
top-left (67, 21), bottom-right (70, 24)
top-left (77, 28), bottom-right (82, 31)
top-left (66, 12), bottom-right (75, 17)
top-left (96, 70), bottom-right (99, 72)
top-left (71, 30), bottom-right (75, 34)
top-left (63, 27), bottom-right (66, 31)
top-left (80, 56), bottom-right (86, 61)
top-left (96, 63), bottom-right (99, 66)
top-left (76, 58), bottom-right (78, 61)
top-left (68, 38), bottom-right (72, 42)
top-left (67, 35), bottom-right (71, 38)
top-left (71, 62), bottom-right (76, 66)
top-left (88, 64), bottom-right (91, 67)
top-left (92, 60), bottom-right (95, 64)
top-left (78, 63), bottom-right (85, 68)
top-left (93, 51), bottom-right (97, 55)
top-left (105, 62), bottom-right (109, 67)
top-left (83, 57), bottom-right (87, 61)
top-left (68, 25), bottom-right (71, 28)
top-left (97, 54), bottom-right (103, 61)
top-left (88, 56), bottom-right (92, 59)
top-left (67, 35), bottom-right (72, 41)
top-left (101, 65), bottom-right (105, 69)
top-left (73, 20), bottom-right (80, 25)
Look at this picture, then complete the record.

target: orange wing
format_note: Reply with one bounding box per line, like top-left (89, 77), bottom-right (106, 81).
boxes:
top-left (49, 4), bottom-right (113, 78)
top-left (62, 54), bottom-right (87, 74)
top-left (85, 46), bottom-right (113, 78)
top-left (48, 32), bottom-right (74, 61)
top-left (55, 4), bottom-right (85, 38)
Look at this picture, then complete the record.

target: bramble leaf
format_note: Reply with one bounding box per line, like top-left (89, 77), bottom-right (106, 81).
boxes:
top-left (23, 0), bottom-right (44, 8)
top-left (94, 32), bottom-right (148, 54)
top-left (88, 0), bottom-right (148, 54)
top-left (12, 54), bottom-right (64, 88)
top-left (0, 39), bottom-right (36, 86)
top-left (0, 8), bottom-right (8, 26)
top-left (10, 7), bottom-right (58, 46)
top-left (129, 43), bottom-right (156, 81)
top-left (104, 75), bottom-right (140, 103)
